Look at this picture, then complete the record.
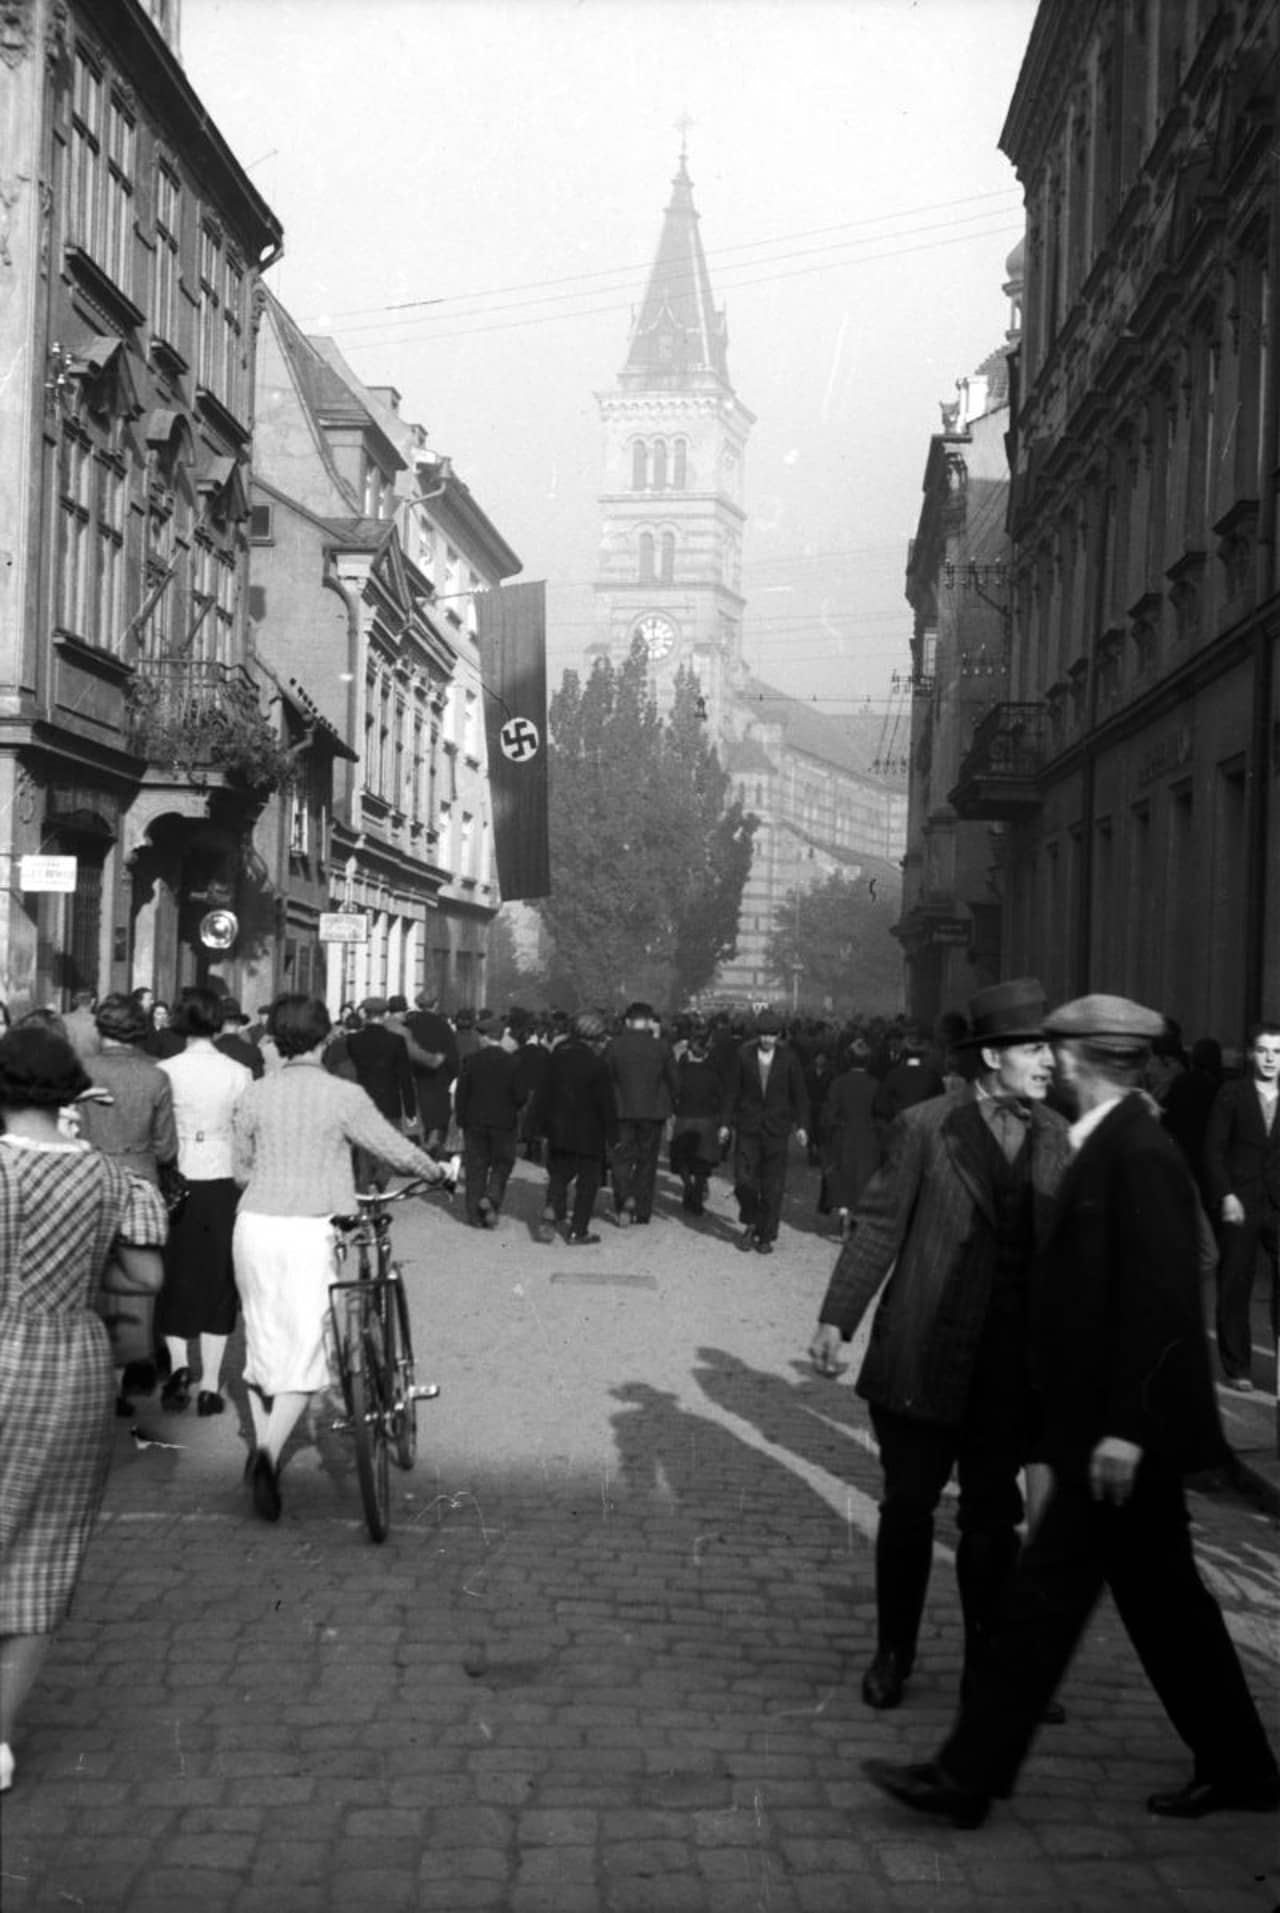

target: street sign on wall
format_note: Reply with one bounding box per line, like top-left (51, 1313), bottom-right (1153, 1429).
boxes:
top-left (319, 911), bottom-right (370, 944)
top-left (19, 855), bottom-right (78, 893)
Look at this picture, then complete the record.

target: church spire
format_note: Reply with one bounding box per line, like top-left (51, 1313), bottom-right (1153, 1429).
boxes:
top-left (622, 153), bottom-right (729, 387)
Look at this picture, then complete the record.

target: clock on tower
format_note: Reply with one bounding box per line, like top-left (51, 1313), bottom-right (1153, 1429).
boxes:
top-left (635, 613), bottom-right (677, 661)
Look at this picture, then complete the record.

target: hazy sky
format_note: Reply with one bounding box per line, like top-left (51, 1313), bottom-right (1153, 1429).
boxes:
top-left (182, 0), bottom-right (1037, 714)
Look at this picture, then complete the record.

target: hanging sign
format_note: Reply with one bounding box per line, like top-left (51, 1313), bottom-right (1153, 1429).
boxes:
top-left (19, 855), bottom-right (78, 893)
top-left (319, 911), bottom-right (370, 944)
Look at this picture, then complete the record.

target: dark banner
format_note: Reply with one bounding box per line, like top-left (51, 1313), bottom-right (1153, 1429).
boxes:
top-left (476, 580), bottom-right (550, 901)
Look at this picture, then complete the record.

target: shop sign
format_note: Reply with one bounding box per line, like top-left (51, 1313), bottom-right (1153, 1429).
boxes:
top-left (19, 855), bottom-right (78, 893)
top-left (319, 911), bottom-right (370, 944)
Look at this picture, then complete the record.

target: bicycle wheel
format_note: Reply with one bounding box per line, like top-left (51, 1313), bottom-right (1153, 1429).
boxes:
top-left (388, 1269), bottom-right (417, 1470)
top-left (346, 1288), bottom-right (391, 1543)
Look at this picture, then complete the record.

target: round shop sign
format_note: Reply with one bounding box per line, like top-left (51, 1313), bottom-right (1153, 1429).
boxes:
top-left (499, 715), bottom-right (540, 763)
top-left (198, 908), bottom-right (239, 951)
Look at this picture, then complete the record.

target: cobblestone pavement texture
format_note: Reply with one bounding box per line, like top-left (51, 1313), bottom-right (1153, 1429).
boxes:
top-left (4, 1155), bottom-right (1278, 1913)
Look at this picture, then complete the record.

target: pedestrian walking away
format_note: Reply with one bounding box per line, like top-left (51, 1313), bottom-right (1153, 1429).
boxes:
top-left (1202, 1020), bottom-right (1280, 1391)
top-left (863, 994), bottom-right (1280, 1830)
top-left (719, 1010), bottom-right (809, 1254)
top-left (606, 1001), bottom-right (679, 1226)
top-left (533, 1011), bottom-right (617, 1244)
top-left (455, 1012), bottom-right (521, 1227)
top-left (810, 979), bottom-right (1070, 1715)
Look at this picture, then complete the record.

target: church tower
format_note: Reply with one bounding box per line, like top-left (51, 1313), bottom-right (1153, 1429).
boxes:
top-left (591, 154), bottom-right (754, 735)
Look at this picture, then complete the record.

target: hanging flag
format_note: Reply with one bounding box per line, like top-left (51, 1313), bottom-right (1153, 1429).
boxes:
top-left (476, 580), bottom-right (550, 900)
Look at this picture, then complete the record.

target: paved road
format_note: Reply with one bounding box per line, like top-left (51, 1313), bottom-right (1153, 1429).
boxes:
top-left (4, 1155), bottom-right (1278, 1912)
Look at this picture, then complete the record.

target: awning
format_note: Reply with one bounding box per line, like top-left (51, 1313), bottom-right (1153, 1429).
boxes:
top-left (75, 335), bottom-right (143, 420)
top-left (143, 407), bottom-right (194, 456)
top-left (197, 455), bottom-right (250, 522)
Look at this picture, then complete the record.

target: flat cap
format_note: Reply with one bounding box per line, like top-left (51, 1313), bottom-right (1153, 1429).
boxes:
top-left (359, 995), bottom-right (388, 1017)
top-left (474, 1012), bottom-right (504, 1039)
top-left (1044, 994), bottom-right (1165, 1050)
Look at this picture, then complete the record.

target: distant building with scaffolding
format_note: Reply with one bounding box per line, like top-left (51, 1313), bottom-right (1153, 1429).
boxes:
top-left (589, 152), bottom-right (909, 1009)
top-left (716, 679), bottom-right (909, 1004)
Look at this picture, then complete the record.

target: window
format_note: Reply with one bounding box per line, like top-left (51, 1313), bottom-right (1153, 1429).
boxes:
top-left (249, 502), bottom-right (273, 543)
top-left (463, 690), bottom-right (479, 759)
top-left (68, 52), bottom-right (104, 263)
top-left (638, 531), bottom-right (655, 583)
top-left (461, 811), bottom-right (474, 878)
top-left (378, 678), bottom-right (391, 796)
top-left (632, 440), bottom-right (647, 490)
top-left (394, 694), bottom-right (406, 808)
top-left (197, 224), bottom-right (245, 415)
top-left (289, 784), bottom-right (309, 856)
top-left (660, 531), bottom-right (675, 583)
top-left (222, 255), bottom-right (244, 410)
top-left (104, 96), bottom-right (135, 295)
top-left (673, 439), bottom-right (687, 488)
top-left (652, 440), bottom-right (668, 489)
top-left (191, 538), bottom-right (234, 664)
top-left (412, 713), bottom-right (426, 820)
top-left (58, 429), bottom-right (127, 653)
top-left (153, 162), bottom-right (181, 347)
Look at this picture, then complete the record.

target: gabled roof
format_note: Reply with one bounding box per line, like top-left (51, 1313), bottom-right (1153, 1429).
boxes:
top-left (623, 155), bottom-right (729, 386)
top-left (737, 675), bottom-right (907, 788)
top-left (266, 292), bottom-right (405, 479)
top-left (723, 734), bottom-right (778, 776)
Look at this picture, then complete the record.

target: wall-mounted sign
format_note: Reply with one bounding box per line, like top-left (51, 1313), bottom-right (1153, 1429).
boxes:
top-left (199, 909), bottom-right (239, 950)
top-left (319, 911), bottom-right (370, 944)
top-left (20, 855), bottom-right (78, 893)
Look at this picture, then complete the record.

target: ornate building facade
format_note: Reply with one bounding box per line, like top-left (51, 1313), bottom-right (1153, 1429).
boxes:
top-left (591, 156), bottom-right (907, 1007)
top-left (953, 0), bottom-right (1279, 1050)
top-left (0, 0), bottom-right (284, 1013)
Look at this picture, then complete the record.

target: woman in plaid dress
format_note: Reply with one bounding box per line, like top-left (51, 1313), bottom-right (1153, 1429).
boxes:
top-left (0, 1027), bottom-right (167, 1795)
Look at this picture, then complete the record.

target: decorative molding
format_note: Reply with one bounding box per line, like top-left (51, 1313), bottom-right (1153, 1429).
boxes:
top-left (0, 1), bottom-right (34, 68)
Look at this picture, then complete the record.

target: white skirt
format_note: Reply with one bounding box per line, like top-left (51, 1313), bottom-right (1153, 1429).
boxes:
top-left (233, 1213), bottom-right (336, 1395)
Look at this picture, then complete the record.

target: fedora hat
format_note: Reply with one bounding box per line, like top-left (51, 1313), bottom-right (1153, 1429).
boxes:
top-left (960, 978), bottom-right (1048, 1048)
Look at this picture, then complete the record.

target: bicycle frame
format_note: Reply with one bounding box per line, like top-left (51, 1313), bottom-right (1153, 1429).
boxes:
top-left (328, 1175), bottom-right (441, 1542)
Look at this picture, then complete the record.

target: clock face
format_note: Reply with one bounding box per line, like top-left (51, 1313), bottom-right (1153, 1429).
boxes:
top-left (636, 614), bottom-right (676, 661)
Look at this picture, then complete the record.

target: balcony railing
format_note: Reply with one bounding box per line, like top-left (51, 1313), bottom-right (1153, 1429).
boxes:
top-left (949, 701), bottom-right (1047, 821)
top-left (126, 658), bottom-right (295, 794)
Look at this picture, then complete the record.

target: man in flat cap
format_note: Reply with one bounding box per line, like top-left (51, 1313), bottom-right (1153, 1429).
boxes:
top-left (865, 994), bottom-right (1279, 1828)
top-left (718, 1010), bottom-right (809, 1254)
top-left (810, 979), bottom-right (1069, 1716)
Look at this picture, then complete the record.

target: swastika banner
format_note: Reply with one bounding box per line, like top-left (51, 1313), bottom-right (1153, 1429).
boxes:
top-left (476, 580), bottom-right (550, 900)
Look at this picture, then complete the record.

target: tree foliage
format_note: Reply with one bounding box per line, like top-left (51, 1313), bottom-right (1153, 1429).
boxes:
top-left (766, 864), bottom-right (904, 1019)
top-left (539, 640), bottom-right (756, 1010)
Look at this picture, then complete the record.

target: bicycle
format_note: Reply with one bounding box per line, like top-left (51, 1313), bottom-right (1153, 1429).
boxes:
top-left (328, 1172), bottom-right (449, 1542)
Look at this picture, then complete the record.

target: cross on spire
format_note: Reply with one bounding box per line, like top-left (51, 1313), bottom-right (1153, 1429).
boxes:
top-left (675, 110), bottom-right (694, 161)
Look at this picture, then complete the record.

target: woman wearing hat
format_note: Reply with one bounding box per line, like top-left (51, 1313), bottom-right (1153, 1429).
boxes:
top-left (0, 1026), bottom-right (168, 1794)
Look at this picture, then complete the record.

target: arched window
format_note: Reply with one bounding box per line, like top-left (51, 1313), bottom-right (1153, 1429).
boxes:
top-left (660, 531), bottom-right (675, 583)
top-left (638, 531), bottom-right (655, 583)
top-left (631, 440), bottom-right (647, 490)
top-left (652, 439), bottom-right (667, 489)
top-left (672, 439), bottom-right (687, 488)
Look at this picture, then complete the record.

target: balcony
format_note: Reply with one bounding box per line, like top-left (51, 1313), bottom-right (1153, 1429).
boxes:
top-left (949, 701), bottom-right (1047, 821)
top-left (126, 658), bottom-right (295, 796)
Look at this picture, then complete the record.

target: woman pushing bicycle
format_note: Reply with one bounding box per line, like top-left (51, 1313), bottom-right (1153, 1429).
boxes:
top-left (231, 995), bottom-right (449, 1522)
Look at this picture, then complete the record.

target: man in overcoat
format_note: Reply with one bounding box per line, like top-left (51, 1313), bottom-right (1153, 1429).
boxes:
top-left (1202, 1020), bottom-right (1280, 1391)
top-left (534, 1011), bottom-right (617, 1245)
top-left (718, 1011), bottom-right (809, 1254)
top-left (865, 995), bottom-right (1279, 1827)
top-left (810, 979), bottom-right (1070, 1713)
top-left (606, 1002), bottom-right (679, 1225)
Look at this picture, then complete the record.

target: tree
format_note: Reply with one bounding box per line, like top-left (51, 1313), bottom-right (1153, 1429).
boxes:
top-left (766, 864), bottom-right (904, 1018)
top-left (538, 640), bottom-right (757, 1010)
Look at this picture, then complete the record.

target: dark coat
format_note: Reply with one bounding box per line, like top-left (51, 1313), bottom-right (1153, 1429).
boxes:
top-left (1202, 1077), bottom-right (1280, 1218)
top-left (216, 1031), bottom-right (265, 1080)
top-left (818, 1087), bottom-right (1071, 1427)
top-left (1031, 1093), bottom-right (1227, 1477)
top-left (822, 1065), bottom-right (880, 1211)
top-left (537, 1039), bottom-right (616, 1156)
top-left (402, 1010), bottom-right (459, 1132)
top-left (606, 1028), bottom-right (679, 1121)
top-left (455, 1044), bottom-right (521, 1132)
top-left (345, 1024), bottom-right (416, 1126)
top-left (871, 1059), bottom-right (945, 1143)
top-left (720, 1040), bottom-right (809, 1139)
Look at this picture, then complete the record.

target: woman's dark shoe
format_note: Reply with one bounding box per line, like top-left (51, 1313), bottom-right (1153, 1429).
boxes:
top-left (862, 1649), bottom-right (910, 1710)
top-left (196, 1390), bottom-right (225, 1417)
top-left (161, 1367), bottom-right (192, 1413)
top-left (863, 1758), bottom-right (991, 1830)
top-left (250, 1450), bottom-right (282, 1523)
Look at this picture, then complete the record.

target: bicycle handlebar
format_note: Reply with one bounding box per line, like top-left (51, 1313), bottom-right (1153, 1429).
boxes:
top-left (332, 1170), bottom-right (454, 1231)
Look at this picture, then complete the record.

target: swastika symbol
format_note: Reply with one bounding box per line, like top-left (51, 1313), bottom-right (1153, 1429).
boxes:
top-left (499, 716), bottom-right (540, 763)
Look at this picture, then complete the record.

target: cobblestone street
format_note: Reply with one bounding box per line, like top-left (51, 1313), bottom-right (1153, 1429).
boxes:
top-left (4, 1157), bottom-right (1278, 1912)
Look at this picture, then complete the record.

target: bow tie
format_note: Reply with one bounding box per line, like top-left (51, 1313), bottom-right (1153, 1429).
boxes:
top-left (985, 1095), bottom-right (1033, 1124)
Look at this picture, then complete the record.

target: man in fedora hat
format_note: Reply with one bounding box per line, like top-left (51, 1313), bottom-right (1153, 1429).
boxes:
top-left (718, 1010), bottom-right (809, 1255)
top-left (864, 995), bottom-right (1278, 1828)
top-left (810, 979), bottom-right (1071, 1715)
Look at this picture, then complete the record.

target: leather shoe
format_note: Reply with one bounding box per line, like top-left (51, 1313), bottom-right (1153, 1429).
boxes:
top-left (736, 1225), bottom-right (756, 1252)
top-left (1146, 1772), bottom-right (1280, 1818)
top-left (161, 1366), bottom-right (192, 1413)
top-left (754, 1238), bottom-right (774, 1255)
top-left (250, 1449), bottom-right (282, 1523)
top-left (861, 1649), bottom-right (909, 1710)
top-left (196, 1390), bottom-right (225, 1417)
top-left (863, 1757), bottom-right (990, 1830)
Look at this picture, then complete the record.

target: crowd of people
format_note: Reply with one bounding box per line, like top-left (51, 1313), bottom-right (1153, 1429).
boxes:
top-left (0, 975), bottom-right (1276, 1826)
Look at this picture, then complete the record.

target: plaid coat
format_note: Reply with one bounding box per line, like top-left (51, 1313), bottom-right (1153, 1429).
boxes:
top-left (818, 1086), bottom-right (1071, 1427)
